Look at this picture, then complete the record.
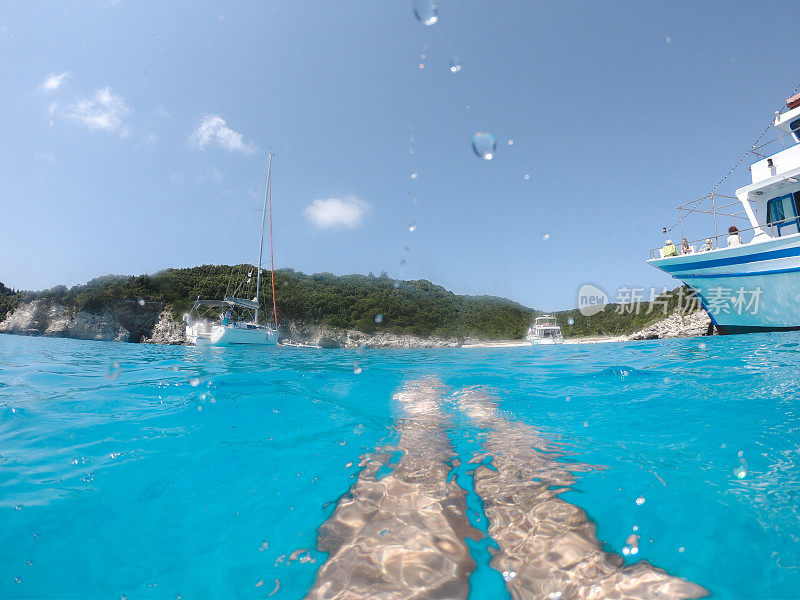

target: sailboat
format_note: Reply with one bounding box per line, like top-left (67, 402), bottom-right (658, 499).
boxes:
top-left (185, 153), bottom-right (279, 346)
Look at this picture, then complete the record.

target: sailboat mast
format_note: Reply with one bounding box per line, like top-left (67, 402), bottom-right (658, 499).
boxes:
top-left (254, 152), bottom-right (273, 325)
top-left (268, 156), bottom-right (279, 329)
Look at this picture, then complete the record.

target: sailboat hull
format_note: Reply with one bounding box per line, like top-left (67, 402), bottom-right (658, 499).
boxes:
top-left (186, 322), bottom-right (278, 346)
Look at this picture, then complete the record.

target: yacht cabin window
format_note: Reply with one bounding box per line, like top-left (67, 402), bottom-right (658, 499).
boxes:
top-left (766, 193), bottom-right (800, 236)
top-left (790, 118), bottom-right (800, 143)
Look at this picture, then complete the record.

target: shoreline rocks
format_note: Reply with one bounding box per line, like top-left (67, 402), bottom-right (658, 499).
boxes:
top-left (626, 310), bottom-right (715, 341)
top-left (1, 300), bottom-right (716, 347)
top-left (0, 299), bottom-right (162, 343)
top-left (142, 310), bottom-right (187, 345)
top-left (280, 322), bottom-right (463, 349)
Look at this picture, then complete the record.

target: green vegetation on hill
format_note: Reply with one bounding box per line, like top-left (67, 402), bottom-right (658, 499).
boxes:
top-left (4, 266), bottom-right (534, 339)
top-left (0, 282), bottom-right (20, 320)
top-left (0, 267), bottom-right (694, 339)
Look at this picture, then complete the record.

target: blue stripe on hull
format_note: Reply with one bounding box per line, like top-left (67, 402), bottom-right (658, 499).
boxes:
top-left (715, 324), bottom-right (800, 335)
top-left (674, 265), bottom-right (800, 279)
top-left (658, 241), bottom-right (800, 274)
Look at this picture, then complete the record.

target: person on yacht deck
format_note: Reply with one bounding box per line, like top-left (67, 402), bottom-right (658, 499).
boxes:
top-left (727, 225), bottom-right (742, 247)
top-left (662, 239), bottom-right (678, 257)
top-left (699, 238), bottom-right (713, 252)
top-left (681, 238), bottom-right (693, 254)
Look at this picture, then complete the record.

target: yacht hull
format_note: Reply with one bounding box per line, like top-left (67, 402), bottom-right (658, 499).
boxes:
top-left (649, 233), bottom-right (800, 333)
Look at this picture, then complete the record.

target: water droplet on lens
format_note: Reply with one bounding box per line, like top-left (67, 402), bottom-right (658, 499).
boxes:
top-left (353, 363), bottom-right (363, 375)
top-left (410, 170), bottom-right (417, 180)
top-left (567, 317), bottom-right (575, 325)
top-left (471, 132), bottom-right (496, 160)
top-left (507, 139), bottom-right (514, 146)
top-left (418, 63), bottom-right (425, 69)
top-left (449, 57), bottom-right (462, 73)
top-left (374, 313), bottom-right (384, 323)
top-left (409, 221), bottom-right (417, 232)
top-left (524, 173), bottom-right (531, 180)
top-left (412, 0), bottom-right (438, 25)
top-left (106, 362), bottom-right (123, 380)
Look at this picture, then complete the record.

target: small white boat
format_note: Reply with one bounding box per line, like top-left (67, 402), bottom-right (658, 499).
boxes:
top-left (648, 92), bottom-right (800, 334)
top-left (185, 154), bottom-right (279, 346)
top-left (526, 315), bottom-right (563, 345)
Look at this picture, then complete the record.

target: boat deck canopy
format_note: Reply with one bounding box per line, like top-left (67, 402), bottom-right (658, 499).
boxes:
top-left (193, 300), bottom-right (229, 308)
top-left (193, 297), bottom-right (260, 310)
top-left (224, 296), bottom-right (260, 310)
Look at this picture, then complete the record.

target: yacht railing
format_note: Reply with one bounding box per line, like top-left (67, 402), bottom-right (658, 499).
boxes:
top-left (648, 214), bottom-right (800, 259)
top-left (750, 128), bottom-right (800, 158)
top-left (674, 194), bottom-right (749, 243)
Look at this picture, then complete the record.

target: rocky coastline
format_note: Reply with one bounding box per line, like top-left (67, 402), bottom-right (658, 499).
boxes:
top-left (1, 300), bottom-right (715, 348)
top-left (0, 298), bottom-right (162, 343)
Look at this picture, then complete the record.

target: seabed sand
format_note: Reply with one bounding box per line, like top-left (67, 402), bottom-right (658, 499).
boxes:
top-left (307, 379), bottom-right (707, 600)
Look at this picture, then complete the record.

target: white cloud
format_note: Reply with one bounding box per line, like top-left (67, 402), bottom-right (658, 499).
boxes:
top-left (189, 114), bottom-right (255, 153)
top-left (304, 196), bottom-right (369, 229)
top-left (65, 87), bottom-right (132, 133)
top-left (40, 72), bottom-right (70, 92)
top-left (196, 167), bottom-right (224, 184)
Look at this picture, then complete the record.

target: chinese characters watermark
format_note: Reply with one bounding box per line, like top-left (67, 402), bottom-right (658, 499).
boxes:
top-left (577, 284), bottom-right (762, 317)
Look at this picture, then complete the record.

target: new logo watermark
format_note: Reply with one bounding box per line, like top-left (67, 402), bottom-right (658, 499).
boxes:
top-left (577, 284), bottom-right (608, 316)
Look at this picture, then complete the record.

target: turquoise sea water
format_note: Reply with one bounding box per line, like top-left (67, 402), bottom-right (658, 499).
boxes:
top-left (1, 332), bottom-right (799, 599)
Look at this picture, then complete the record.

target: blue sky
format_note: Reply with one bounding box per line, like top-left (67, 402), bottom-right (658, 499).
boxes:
top-left (1, 1), bottom-right (799, 309)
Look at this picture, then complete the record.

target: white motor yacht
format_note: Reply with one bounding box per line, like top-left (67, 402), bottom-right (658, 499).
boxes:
top-left (526, 315), bottom-right (564, 345)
